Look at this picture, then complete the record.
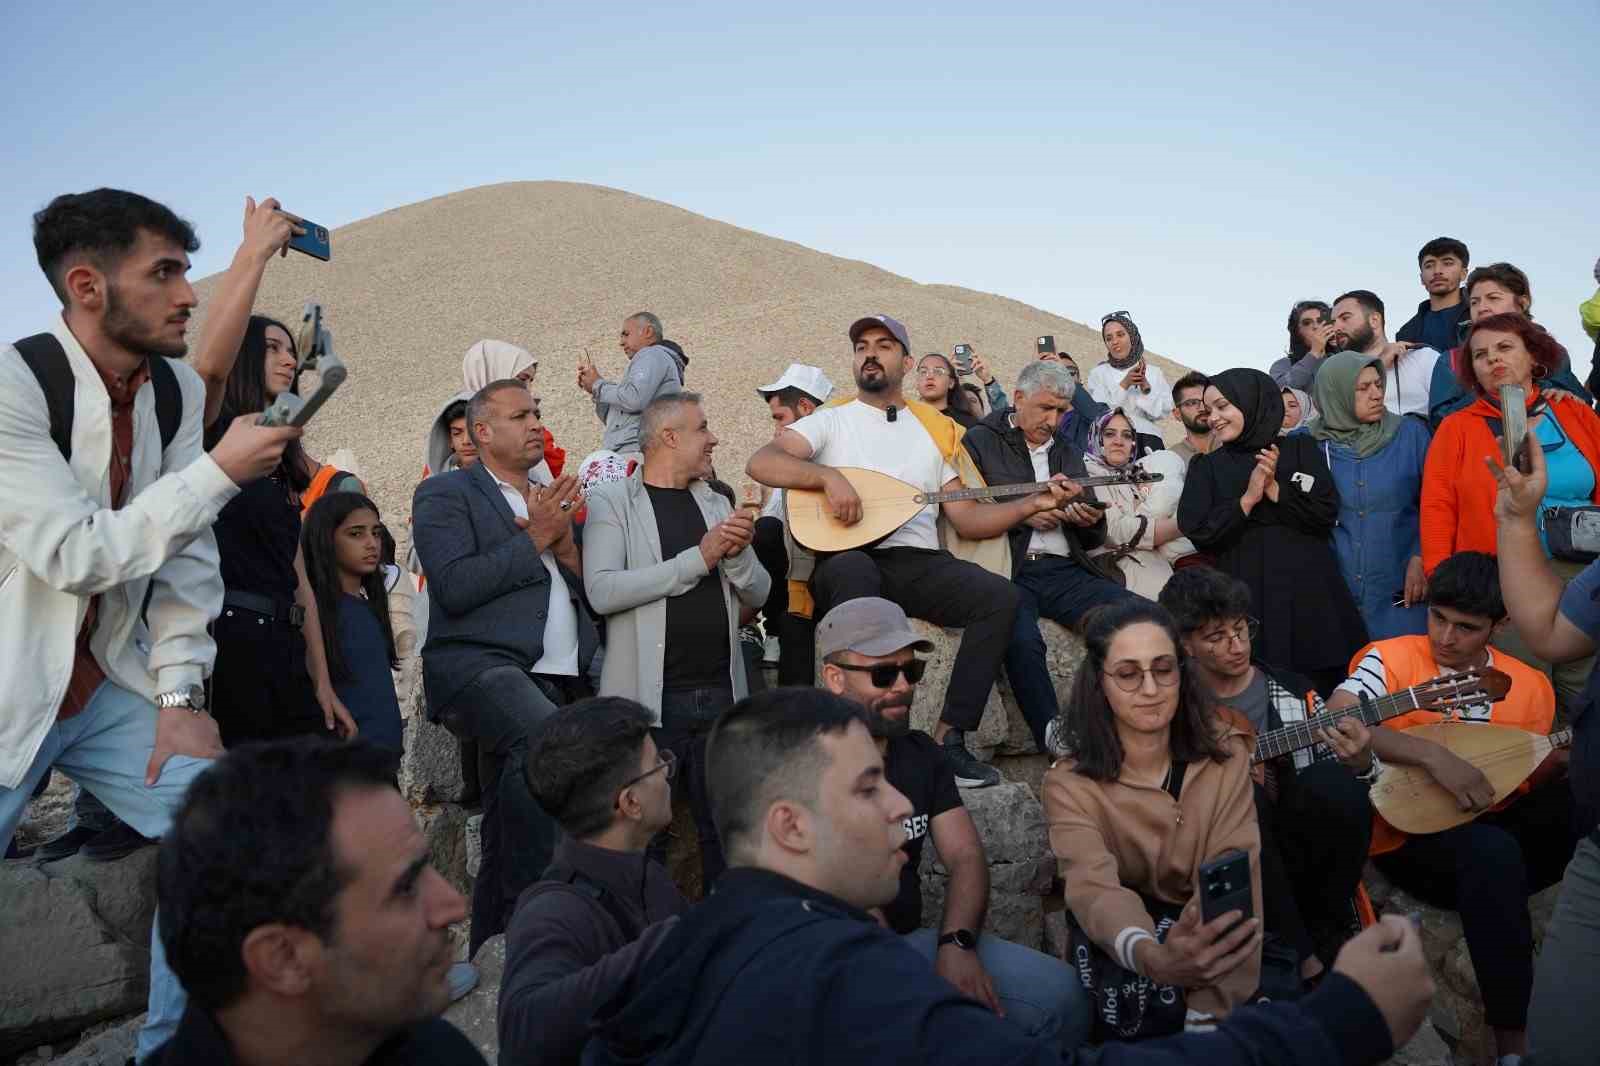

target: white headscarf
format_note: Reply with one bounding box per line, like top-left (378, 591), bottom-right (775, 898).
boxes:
top-left (462, 340), bottom-right (536, 391)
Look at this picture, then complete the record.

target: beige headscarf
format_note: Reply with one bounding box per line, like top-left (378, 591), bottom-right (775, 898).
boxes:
top-left (462, 340), bottom-right (537, 391)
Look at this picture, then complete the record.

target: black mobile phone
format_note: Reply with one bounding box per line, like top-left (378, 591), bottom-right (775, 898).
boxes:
top-left (1198, 849), bottom-right (1253, 930)
top-left (1037, 334), bottom-right (1056, 356)
top-left (281, 212), bottom-right (331, 261)
top-left (952, 344), bottom-right (974, 375)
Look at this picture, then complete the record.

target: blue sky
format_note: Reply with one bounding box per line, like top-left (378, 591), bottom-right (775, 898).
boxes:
top-left (3, 1), bottom-right (1595, 376)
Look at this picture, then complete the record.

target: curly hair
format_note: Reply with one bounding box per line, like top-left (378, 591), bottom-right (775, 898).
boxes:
top-left (157, 738), bottom-right (401, 1010)
top-left (1285, 300), bottom-right (1332, 359)
top-left (1457, 312), bottom-right (1569, 397)
top-left (1054, 599), bottom-right (1230, 781)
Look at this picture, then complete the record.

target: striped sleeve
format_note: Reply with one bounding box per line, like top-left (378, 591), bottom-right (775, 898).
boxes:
top-left (1335, 648), bottom-right (1388, 703)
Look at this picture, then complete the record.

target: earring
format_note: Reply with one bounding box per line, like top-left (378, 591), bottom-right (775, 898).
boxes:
top-left (1533, 365), bottom-right (1549, 380)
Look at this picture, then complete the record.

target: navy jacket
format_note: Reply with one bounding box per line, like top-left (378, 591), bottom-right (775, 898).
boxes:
top-left (582, 867), bottom-right (1394, 1066)
top-left (412, 461), bottom-right (598, 716)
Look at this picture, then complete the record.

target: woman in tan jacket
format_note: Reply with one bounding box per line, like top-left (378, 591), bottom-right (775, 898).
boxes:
top-left (1044, 599), bottom-right (1263, 1030)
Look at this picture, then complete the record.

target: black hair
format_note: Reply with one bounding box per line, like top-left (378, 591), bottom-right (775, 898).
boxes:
top-left (1418, 237), bottom-right (1470, 269)
top-left (707, 687), bottom-right (865, 862)
top-left (1285, 300), bottom-right (1333, 358)
top-left (767, 386), bottom-right (822, 412)
top-left (1056, 599), bottom-right (1230, 782)
top-left (917, 352), bottom-right (976, 416)
top-left (524, 698), bottom-right (656, 838)
top-left (1333, 290), bottom-right (1385, 323)
top-left (378, 523), bottom-right (398, 568)
top-left (32, 188), bottom-right (199, 305)
top-left (1427, 551), bottom-right (1505, 622)
top-left (1466, 262), bottom-right (1533, 315)
top-left (158, 738), bottom-right (402, 1010)
top-left (222, 315), bottom-right (312, 493)
top-left (706, 478), bottom-right (738, 507)
top-left (1157, 566), bottom-right (1254, 635)
top-left (301, 492), bottom-right (396, 684)
top-left (1171, 370), bottom-right (1210, 404)
top-left (443, 399), bottom-right (469, 425)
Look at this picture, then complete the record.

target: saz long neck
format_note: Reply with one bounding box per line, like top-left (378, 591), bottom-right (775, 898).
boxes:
top-left (1253, 684), bottom-right (1446, 763)
top-left (918, 473), bottom-right (1155, 505)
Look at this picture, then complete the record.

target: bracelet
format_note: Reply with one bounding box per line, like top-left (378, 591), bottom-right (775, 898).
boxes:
top-left (1356, 753), bottom-right (1383, 783)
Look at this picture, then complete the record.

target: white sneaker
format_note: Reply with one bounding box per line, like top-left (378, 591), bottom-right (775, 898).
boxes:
top-left (763, 634), bottom-right (781, 665)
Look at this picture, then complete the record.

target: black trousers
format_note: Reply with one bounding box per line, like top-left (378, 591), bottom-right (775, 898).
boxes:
top-left (438, 666), bottom-right (573, 954)
top-left (1375, 776), bottom-right (1579, 1030)
top-left (810, 546), bottom-right (1019, 732)
top-left (1255, 761), bottom-right (1373, 967)
top-left (210, 608), bottom-right (327, 746)
top-left (752, 515), bottom-right (815, 686)
top-left (648, 685), bottom-right (736, 887)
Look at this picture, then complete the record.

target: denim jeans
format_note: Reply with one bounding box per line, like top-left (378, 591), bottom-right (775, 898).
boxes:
top-left (437, 665), bottom-right (566, 955)
top-left (1529, 833), bottom-right (1600, 1063)
top-left (1004, 555), bottom-right (1134, 748)
top-left (651, 685), bottom-right (736, 886)
top-left (0, 681), bottom-right (212, 1062)
top-left (903, 928), bottom-right (1092, 1049)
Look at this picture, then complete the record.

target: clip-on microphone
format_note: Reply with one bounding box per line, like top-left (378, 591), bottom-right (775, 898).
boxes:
top-left (886, 404), bottom-right (898, 422)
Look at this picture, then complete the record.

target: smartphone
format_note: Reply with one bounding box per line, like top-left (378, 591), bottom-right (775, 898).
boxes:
top-left (1198, 849), bottom-right (1253, 931)
top-left (1500, 385), bottom-right (1529, 473)
top-left (281, 212), bottom-right (331, 261)
top-left (1037, 335), bottom-right (1056, 356)
top-left (952, 344), bottom-right (974, 376)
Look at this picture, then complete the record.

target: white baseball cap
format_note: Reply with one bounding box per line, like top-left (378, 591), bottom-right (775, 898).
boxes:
top-left (756, 363), bottom-right (835, 404)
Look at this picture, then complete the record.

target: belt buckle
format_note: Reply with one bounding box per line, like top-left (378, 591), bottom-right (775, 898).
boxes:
top-left (288, 604), bottom-right (307, 627)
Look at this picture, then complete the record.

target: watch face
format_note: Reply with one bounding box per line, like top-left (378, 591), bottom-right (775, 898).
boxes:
top-left (186, 684), bottom-right (207, 711)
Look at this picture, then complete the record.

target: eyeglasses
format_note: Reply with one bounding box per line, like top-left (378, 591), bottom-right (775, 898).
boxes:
top-left (1177, 398), bottom-right (1207, 410)
top-left (918, 366), bottom-right (951, 378)
top-left (1102, 657), bottom-right (1182, 693)
top-left (617, 748), bottom-right (676, 792)
top-left (1196, 618), bottom-right (1259, 651)
top-left (832, 659), bottom-right (927, 688)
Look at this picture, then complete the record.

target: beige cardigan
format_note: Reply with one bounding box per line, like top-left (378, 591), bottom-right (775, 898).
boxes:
top-left (1043, 725), bottom-right (1263, 1019)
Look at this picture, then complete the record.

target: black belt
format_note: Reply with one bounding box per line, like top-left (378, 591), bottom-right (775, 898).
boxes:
top-left (222, 590), bottom-right (305, 627)
top-left (1024, 551), bottom-right (1069, 562)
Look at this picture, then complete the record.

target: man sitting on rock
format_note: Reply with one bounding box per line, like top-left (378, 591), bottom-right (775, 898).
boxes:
top-left (1321, 551), bottom-right (1575, 1066)
top-left (817, 597), bottom-right (1091, 1046)
top-left (959, 359), bottom-right (1135, 752)
top-left (747, 313), bottom-right (1075, 788)
top-left (499, 697), bottom-right (688, 1066)
top-left (1158, 567), bottom-right (1374, 985)
top-left (582, 686), bottom-right (1435, 1066)
top-left (150, 738), bottom-right (485, 1065)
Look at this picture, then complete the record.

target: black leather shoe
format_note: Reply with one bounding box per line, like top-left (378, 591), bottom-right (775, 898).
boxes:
top-left (81, 821), bottom-right (156, 863)
top-left (36, 824), bottom-right (98, 862)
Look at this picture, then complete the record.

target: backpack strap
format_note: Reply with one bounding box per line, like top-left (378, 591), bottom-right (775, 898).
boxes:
top-left (14, 333), bottom-right (76, 460)
top-left (568, 869), bottom-right (646, 942)
top-left (148, 355), bottom-right (181, 453)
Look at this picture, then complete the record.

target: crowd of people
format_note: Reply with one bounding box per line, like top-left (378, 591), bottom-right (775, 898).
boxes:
top-left (4, 186), bottom-right (1600, 1066)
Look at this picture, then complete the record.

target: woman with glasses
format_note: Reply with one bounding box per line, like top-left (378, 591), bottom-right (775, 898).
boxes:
top-left (1178, 369), bottom-right (1367, 695)
top-left (914, 352), bottom-right (983, 428)
top-left (1308, 352), bottom-right (1432, 640)
top-left (1083, 409), bottom-right (1196, 599)
top-left (1084, 312), bottom-right (1171, 454)
top-left (1421, 312), bottom-right (1600, 710)
top-left (1269, 300), bottom-right (1335, 392)
top-left (1043, 600), bottom-right (1261, 1034)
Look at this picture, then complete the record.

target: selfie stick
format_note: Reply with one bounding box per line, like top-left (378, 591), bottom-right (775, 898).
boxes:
top-left (261, 301), bottom-right (347, 428)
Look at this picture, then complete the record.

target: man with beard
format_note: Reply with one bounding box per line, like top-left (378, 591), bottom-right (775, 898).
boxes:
top-left (584, 392), bottom-right (770, 886)
top-left (1328, 290), bottom-right (1441, 418)
top-left (748, 314), bottom-right (1073, 788)
top-left (0, 189), bottom-right (306, 1058)
top-left (816, 598), bottom-right (1091, 1046)
top-left (1168, 371), bottom-right (1213, 466)
top-left (1396, 238), bottom-right (1471, 356)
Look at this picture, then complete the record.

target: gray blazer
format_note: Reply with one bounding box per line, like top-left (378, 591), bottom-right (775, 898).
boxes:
top-left (412, 461), bottom-right (598, 717)
top-left (582, 470), bottom-right (769, 722)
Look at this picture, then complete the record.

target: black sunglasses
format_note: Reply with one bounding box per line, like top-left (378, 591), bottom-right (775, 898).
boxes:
top-left (1101, 310), bottom-right (1132, 325)
top-left (832, 659), bottom-right (927, 688)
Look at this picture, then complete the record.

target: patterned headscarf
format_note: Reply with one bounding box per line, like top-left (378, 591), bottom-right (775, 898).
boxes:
top-left (1086, 407), bottom-right (1140, 467)
top-left (1100, 312), bottom-right (1145, 371)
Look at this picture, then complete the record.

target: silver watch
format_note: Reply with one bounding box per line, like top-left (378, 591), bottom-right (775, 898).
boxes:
top-left (156, 684), bottom-right (207, 714)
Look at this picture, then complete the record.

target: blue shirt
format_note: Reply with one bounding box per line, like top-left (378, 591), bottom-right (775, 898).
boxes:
top-left (1415, 305), bottom-right (1465, 355)
top-left (1559, 563), bottom-right (1600, 834)
top-left (1537, 416), bottom-right (1596, 555)
top-left (333, 592), bottom-right (403, 752)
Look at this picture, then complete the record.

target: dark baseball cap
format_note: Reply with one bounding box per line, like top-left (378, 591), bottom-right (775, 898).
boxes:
top-left (848, 314), bottom-right (910, 354)
top-left (817, 597), bottom-right (934, 659)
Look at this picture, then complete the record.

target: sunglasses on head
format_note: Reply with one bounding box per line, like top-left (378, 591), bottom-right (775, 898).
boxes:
top-left (1101, 311), bottom-right (1132, 325)
top-left (832, 659), bottom-right (927, 688)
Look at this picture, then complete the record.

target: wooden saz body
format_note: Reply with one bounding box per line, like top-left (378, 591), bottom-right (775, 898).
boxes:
top-left (784, 466), bottom-right (1162, 553)
top-left (1370, 721), bottom-right (1565, 836)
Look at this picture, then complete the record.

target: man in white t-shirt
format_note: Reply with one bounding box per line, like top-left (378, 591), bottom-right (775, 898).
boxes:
top-left (1329, 290), bottom-right (1440, 419)
top-left (751, 364), bottom-right (835, 685)
top-left (746, 315), bottom-right (1076, 787)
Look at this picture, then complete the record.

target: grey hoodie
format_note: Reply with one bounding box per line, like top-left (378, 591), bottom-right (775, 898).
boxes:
top-left (592, 343), bottom-right (686, 453)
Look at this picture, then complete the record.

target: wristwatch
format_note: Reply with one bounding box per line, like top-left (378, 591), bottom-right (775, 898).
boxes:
top-left (155, 684), bottom-right (207, 714)
top-left (937, 929), bottom-right (977, 951)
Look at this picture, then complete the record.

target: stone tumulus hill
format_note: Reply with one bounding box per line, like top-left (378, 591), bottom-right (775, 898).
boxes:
top-left (191, 180), bottom-right (1192, 537)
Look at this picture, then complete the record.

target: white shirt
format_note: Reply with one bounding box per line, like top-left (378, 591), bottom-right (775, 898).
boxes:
top-left (1382, 346), bottom-right (1442, 418)
top-left (1015, 419), bottom-right (1071, 558)
top-left (787, 400), bottom-right (957, 551)
top-left (490, 470), bottom-right (579, 677)
top-left (1084, 360), bottom-right (1174, 438)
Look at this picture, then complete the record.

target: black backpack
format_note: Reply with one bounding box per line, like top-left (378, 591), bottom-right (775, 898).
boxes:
top-left (14, 332), bottom-right (181, 460)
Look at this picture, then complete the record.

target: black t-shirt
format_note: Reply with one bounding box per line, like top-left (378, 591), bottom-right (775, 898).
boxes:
top-left (646, 485), bottom-right (730, 691)
top-left (881, 730), bottom-right (963, 934)
top-left (206, 413), bottom-right (300, 600)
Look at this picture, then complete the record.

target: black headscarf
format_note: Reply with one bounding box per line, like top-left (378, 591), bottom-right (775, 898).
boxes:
top-left (1209, 368), bottom-right (1284, 453)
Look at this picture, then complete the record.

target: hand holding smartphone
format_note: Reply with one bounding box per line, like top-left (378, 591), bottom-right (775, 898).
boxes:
top-left (275, 210), bottom-right (331, 261)
top-left (1198, 849), bottom-right (1253, 935)
top-left (952, 344), bottom-right (974, 376)
top-left (1500, 385), bottom-right (1529, 474)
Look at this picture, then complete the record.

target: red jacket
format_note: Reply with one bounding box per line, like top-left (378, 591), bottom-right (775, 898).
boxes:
top-left (1420, 390), bottom-right (1600, 572)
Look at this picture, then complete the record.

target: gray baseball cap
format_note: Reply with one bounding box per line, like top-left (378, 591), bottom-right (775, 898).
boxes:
top-left (848, 314), bottom-right (910, 354)
top-left (817, 597), bottom-right (934, 659)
